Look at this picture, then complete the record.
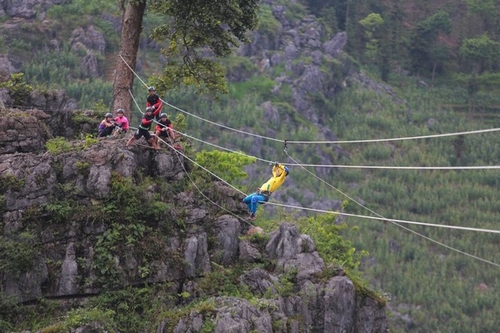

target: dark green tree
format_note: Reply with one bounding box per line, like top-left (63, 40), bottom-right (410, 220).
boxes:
top-left (409, 10), bottom-right (452, 78)
top-left (359, 13), bottom-right (384, 65)
top-left (112, 0), bottom-right (260, 118)
top-left (465, 0), bottom-right (499, 34)
top-left (460, 34), bottom-right (500, 74)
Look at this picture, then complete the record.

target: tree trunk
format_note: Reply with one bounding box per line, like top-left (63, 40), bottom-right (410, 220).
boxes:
top-left (112, 0), bottom-right (146, 120)
top-left (431, 61), bottom-right (436, 88)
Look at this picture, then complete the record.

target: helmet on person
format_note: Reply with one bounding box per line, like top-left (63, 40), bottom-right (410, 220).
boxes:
top-left (116, 109), bottom-right (124, 114)
top-left (284, 166), bottom-right (290, 176)
top-left (146, 106), bottom-right (154, 113)
top-left (148, 86), bottom-right (155, 92)
top-left (160, 113), bottom-right (167, 118)
top-left (105, 112), bottom-right (113, 118)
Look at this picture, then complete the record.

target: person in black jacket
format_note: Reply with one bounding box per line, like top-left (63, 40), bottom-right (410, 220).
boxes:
top-left (146, 86), bottom-right (163, 120)
top-left (125, 107), bottom-right (159, 150)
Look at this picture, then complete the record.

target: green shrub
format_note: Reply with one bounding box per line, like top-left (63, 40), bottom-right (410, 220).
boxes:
top-left (62, 307), bottom-right (116, 332)
top-left (296, 214), bottom-right (368, 270)
top-left (83, 134), bottom-right (99, 148)
top-left (0, 232), bottom-right (37, 277)
top-left (195, 150), bottom-right (255, 184)
top-left (45, 137), bottom-right (74, 154)
top-left (257, 5), bottom-right (281, 38)
top-left (75, 161), bottom-right (90, 174)
top-left (0, 73), bottom-right (33, 106)
top-left (0, 174), bottom-right (24, 192)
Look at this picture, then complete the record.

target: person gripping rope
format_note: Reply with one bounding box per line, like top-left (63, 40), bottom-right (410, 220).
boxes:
top-left (114, 108), bottom-right (129, 133)
top-left (146, 86), bottom-right (163, 120)
top-left (126, 107), bottom-right (159, 150)
top-left (155, 113), bottom-right (175, 146)
top-left (243, 163), bottom-right (289, 220)
top-left (98, 113), bottom-right (116, 137)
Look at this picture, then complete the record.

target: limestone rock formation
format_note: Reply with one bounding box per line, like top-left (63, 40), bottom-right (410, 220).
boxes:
top-left (0, 108), bottom-right (388, 332)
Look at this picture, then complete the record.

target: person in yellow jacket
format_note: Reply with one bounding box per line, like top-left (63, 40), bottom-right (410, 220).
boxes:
top-left (243, 163), bottom-right (289, 220)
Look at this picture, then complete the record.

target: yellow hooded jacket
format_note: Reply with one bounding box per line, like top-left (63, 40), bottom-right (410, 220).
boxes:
top-left (259, 164), bottom-right (287, 194)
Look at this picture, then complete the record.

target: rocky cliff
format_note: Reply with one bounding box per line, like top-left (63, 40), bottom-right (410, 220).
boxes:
top-left (0, 0), bottom-right (390, 331)
top-left (0, 103), bottom-right (388, 332)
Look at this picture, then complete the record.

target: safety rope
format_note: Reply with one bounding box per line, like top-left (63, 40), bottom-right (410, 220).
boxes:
top-left (157, 134), bottom-right (259, 228)
top-left (118, 55), bottom-right (500, 147)
top-left (281, 149), bottom-right (500, 267)
top-left (119, 58), bottom-right (500, 266)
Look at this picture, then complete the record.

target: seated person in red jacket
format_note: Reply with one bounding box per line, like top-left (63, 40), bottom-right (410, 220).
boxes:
top-left (154, 113), bottom-right (175, 145)
top-left (125, 107), bottom-right (159, 150)
top-left (146, 86), bottom-right (163, 120)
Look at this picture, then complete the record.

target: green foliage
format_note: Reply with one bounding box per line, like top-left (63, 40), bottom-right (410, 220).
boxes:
top-left (90, 173), bottom-right (174, 289)
top-left (42, 201), bottom-right (73, 224)
top-left (195, 150), bottom-right (256, 184)
top-left (296, 214), bottom-right (368, 270)
top-left (0, 232), bottom-right (37, 277)
top-left (409, 10), bottom-right (453, 74)
top-left (0, 174), bottom-right (24, 192)
top-left (257, 5), bottom-right (281, 38)
top-left (274, 0), bottom-right (307, 23)
top-left (192, 263), bottom-right (253, 300)
top-left (0, 296), bottom-right (18, 332)
top-left (157, 299), bottom-right (217, 333)
top-left (149, 0), bottom-right (260, 96)
top-left (328, 79), bottom-right (500, 332)
top-left (276, 268), bottom-right (297, 297)
top-left (45, 135), bottom-right (99, 154)
top-left (45, 137), bottom-right (74, 154)
top-left (61, 307), bottom-right (116, 332)
top-left (47, 0), bottom-right (117, 18)
top-left (466, 0), bottom-right (497, 17)
top-left (460, 34), bottom-right (500, 73)
top-left (75, 161), bottom-right (90, 174)
top-left (92, 220), bottom-right (157, 288)
top-left (359, 13), bottom-right (384, 63)
top-left (230, 75), bottom-right (276, 101)
top-left (0, 73), bottom-right (33, 106)
top-left (83, 134), bottom-right (99, 149)
top-left (90, 288), bottom-right (158, 332)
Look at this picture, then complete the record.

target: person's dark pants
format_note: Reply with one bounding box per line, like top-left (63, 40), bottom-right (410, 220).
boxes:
top-left (134, 128), bottom-right (152, 140)
top-left (98, 126), bottom-right (114, 137)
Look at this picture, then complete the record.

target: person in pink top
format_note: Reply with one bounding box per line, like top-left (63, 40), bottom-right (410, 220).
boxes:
top-left (114, 108), bottom-right (129, 133)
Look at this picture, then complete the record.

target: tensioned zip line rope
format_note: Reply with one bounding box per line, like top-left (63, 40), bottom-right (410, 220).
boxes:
top-left (127, 90), bottom-right (259, 228)
top-left (120, 55), bottom-right (500, 170)
top-left (280, 150), bottom-right (500, 267)
top-left (172, 127), bottom-right (500, 170)
top-left (130, 88), bottom-right (500, 233)
top-left (121, 56), bottom-right (500, 266)
top-left (124, 65), bottom-right (500, 236)
top-left (155, 124), bottom-right (500, 266)
top-left (156, 124), bottom-right (500, 234)
top-left (118, 54), bottom-right (500, 146)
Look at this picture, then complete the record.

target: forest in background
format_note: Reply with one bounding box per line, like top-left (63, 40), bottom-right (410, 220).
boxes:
top-left (1, 0), bottom-right (500, 331)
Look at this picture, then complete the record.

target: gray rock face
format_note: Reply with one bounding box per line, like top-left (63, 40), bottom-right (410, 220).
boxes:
top-left (70, 26), bottom-right (106, 77)
top-left (158, 223), bottom-right (388, 333)
top-left (0, 109), bottom-right (387, 331)
top-left (58, 242), bottom-right (78, 295)
top-left (0, 109), bottom-right (51, 154)
top-left (1, 0), bottom-right (65, 19)
top-left (0, 54), bottom-right (16, 76)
